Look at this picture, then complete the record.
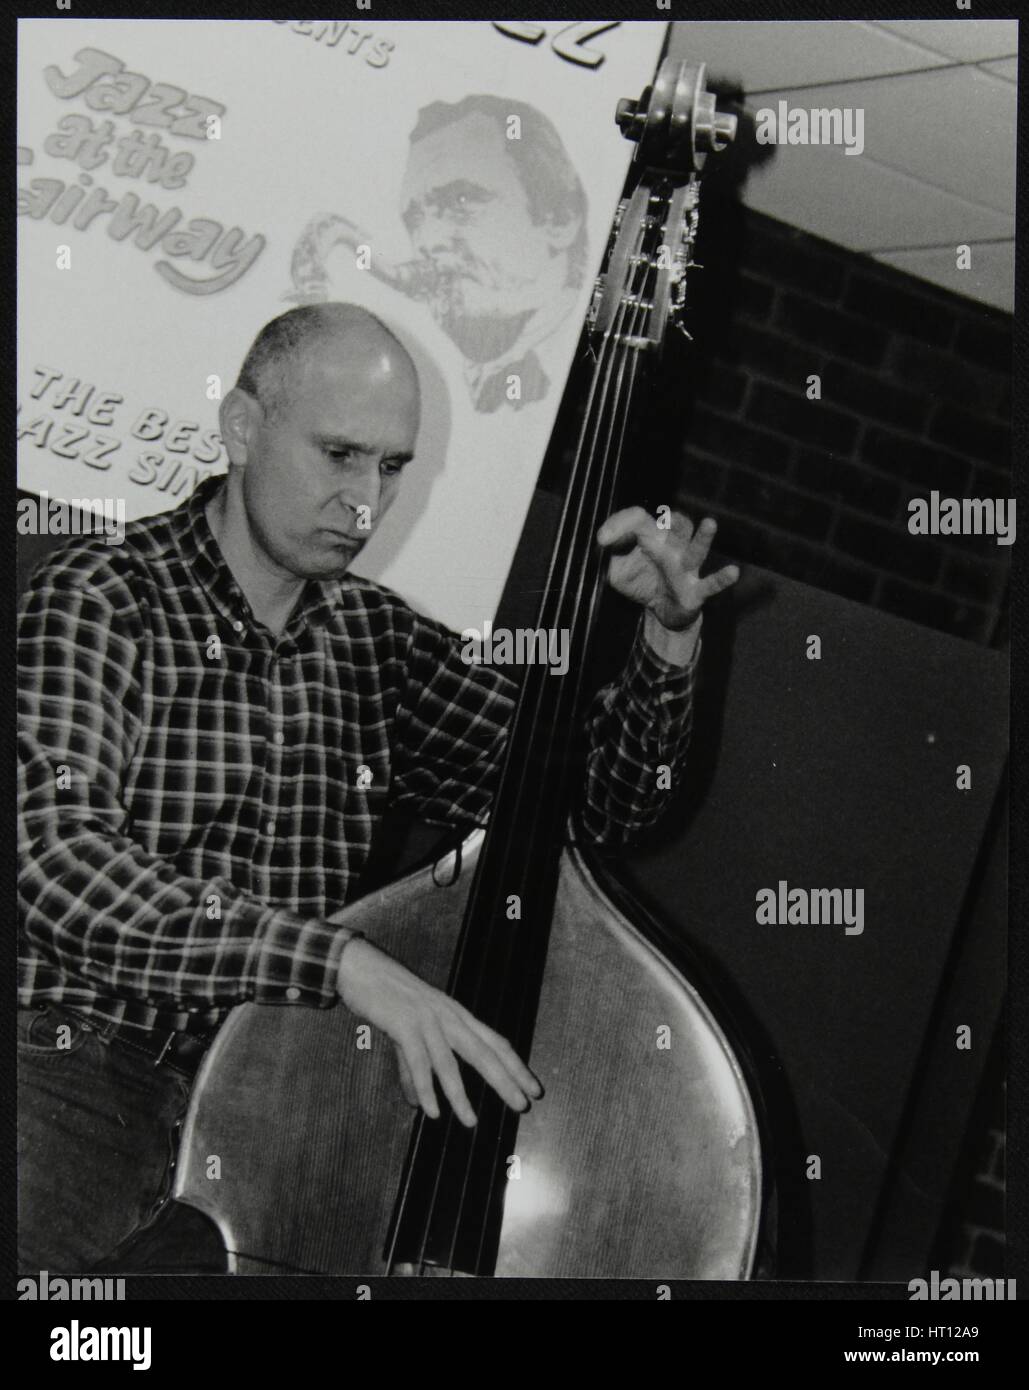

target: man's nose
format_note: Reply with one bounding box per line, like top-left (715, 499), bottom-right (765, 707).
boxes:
top-left (338, 461), bottom-right (383, 519)
top-left (412, 214), bottom-right (451, 258)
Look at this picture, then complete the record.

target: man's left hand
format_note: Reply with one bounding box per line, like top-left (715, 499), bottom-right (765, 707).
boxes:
top-left (597, 507), bottom-right (740, 636)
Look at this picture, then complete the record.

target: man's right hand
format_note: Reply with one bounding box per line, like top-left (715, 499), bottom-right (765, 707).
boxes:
top-left (336, 937), bottom-right (542, 1127)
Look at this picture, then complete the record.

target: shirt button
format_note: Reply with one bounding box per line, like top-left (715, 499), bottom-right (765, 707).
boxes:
top-left (265, 819), bottom-right (276, 836)
top-left (285, 987), bottom-right (301, 1002)
top-left (232, 620), bottom-right (245, 634)
top-left (273, 731), bottom-right (285, 746)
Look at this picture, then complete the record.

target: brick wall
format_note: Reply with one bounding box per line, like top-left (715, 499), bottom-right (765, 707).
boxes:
top-left (656, 202), bottom-right (1010, 1275)
top-left (668, 205), bottom-right (1012, 648)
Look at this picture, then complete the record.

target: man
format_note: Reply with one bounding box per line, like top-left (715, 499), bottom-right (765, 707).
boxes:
top-left (289, 94), bottom-right (587, 412)
top-left (18, 303), bottom-right (738, 1273)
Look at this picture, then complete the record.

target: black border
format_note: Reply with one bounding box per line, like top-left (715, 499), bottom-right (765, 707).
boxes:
top-left (4, 0), bottom-right (1025, 1307)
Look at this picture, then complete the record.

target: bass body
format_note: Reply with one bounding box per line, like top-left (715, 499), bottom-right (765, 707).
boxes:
top-left (174, 829), bottom-right (762, 1277)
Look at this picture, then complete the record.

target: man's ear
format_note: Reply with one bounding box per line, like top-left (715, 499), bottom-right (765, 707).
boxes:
top-left (218, 387), bottom-right (259, 470)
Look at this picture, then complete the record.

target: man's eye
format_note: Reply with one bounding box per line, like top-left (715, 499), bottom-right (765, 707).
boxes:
top-left (327, 448), bottom-right (354, 462)
top-left (439, 187), bottom-right (491, 220)
top-left (381, 460), bottom-right (406, 477)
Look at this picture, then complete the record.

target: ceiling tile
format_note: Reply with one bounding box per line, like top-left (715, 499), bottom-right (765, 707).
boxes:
top-left (669, 18), bottom-right (1017, 312)
top-left (979, 57), bottom-right (1018, 83)
top-left (742, 141), bottom-right (1015, 254)
top-left (873, 242), bottom-right (1014, 312)
top-left (670, 20), bottom-right (944, 93)
top-left (873, 20), bottom-right (1017, 63)
top-left (751, 66), bottom-right (1016, 215)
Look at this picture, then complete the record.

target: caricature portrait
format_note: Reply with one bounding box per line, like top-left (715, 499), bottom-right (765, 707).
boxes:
top-left (289, 94), bottom-right (589, 413)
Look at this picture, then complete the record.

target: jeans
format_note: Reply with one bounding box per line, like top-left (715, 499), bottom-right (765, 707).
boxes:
top-left (17, 1005), bottom-right (193, 1274)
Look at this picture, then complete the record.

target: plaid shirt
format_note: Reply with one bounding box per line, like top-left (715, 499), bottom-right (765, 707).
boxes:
top-left (18, 475), bottom-right (698, 1038)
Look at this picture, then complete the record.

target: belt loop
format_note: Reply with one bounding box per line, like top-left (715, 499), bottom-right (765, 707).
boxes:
top-left (152, 1032), bottom-right (175, 1068)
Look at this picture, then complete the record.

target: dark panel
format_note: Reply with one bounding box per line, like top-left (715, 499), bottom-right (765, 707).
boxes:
top-left (617, 566), bottom-right (1007, 1279)
top-left (863, 791), bottom-right (1006, 1279)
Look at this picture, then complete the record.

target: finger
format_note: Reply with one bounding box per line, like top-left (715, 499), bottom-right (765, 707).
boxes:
top-left (699, 563), bottom-right (740, 599)
top-left (403, 1035), bottom-right (440, 1121)
top-left (479, 1029), bottom-right (543, 1101)
top-left (454, 1005), bottom-right (542, 1094)
top-left (625, 524), bottom-right (683, 581)
top-left (445, 1016), bottom-right (535, 1114)
top-left (681, 515), bottom-right (719, 572)
top-left (452, 1010), bottom-right (542, 1100)
top-left (667, 511), bottom-right (696, 547)
top-left (424, 1020), bottom-right (478, 1128)
top-left (395, 1048), bottom-right (420, 1109)
top-left (338, 215), bottom-right (372, 247)
top-left (596, 507), bottom-right (652, 551)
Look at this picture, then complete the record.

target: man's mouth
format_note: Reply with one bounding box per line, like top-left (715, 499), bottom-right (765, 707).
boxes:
top-left (429, 259), bottom-right (486, 296)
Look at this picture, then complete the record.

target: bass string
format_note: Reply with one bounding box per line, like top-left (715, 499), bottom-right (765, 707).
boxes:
top-left (467, 309), bottom-right (650, 1273)
top-left (451, 262), bottom-right (655, 1274)
top-left (464, 292), bottom-right (651, 1277)
top-left (457, 220), bottom-right (656, 1035)
top-left (400, 297), bottom-right (637, 1277)
top-left (390, 193), bottom-right (659, 1274)
top-left (389, 268), bottom-right (639, 1278)
top-left (458, 326), bottom-right (643, 1275)
top-left (381, 312), bottom-right (628, 1277)
top-left (426, 308), bottom-right (635, 1276)
top-left (456, 200), bottom-right (656, 985)
top-left (450, 275), bottom-right (638, 980)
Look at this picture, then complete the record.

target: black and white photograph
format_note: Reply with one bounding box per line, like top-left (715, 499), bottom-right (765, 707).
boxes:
top-left (12, 3), bottom-right (1021, 1341)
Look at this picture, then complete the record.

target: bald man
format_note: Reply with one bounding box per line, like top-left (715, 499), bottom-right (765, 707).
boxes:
top-left (17, 304), bottom-right (738, 1273)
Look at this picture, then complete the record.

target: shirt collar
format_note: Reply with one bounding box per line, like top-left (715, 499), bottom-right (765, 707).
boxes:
top-left (462, 285), bottom-right (579, 406)
top-left (175, 474), bottom-right (346, 638)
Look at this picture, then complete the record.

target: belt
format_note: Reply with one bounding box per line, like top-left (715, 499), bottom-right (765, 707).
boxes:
top-left (53, 1004), bottom-right (215, 1081)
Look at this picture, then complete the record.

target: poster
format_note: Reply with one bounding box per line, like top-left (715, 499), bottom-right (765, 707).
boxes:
top-left (17, 17), bottom-right (665, 632)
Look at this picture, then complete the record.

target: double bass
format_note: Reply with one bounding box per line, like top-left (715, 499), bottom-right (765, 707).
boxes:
top-left (174, 57), bottom-right (767, 1279)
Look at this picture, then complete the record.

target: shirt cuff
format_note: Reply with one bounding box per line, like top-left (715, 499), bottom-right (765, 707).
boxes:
top-left (241, 902), bottom-right (357, 1007)
top-left (623, 615), bottom-right (701, 707)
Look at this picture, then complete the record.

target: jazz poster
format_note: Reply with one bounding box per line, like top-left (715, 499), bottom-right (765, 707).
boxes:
top-left (17, 17), bottom-right (667, 634)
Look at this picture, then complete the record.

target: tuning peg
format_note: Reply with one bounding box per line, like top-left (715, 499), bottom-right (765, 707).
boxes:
top-left (694, 93), bottom-right (737, 156)
top-left (587, 277), bottom-right (605, 329)
top-left (616, 59), bottom-right (736, 173)
top-left (615, 95), bottom-right (648, 142)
